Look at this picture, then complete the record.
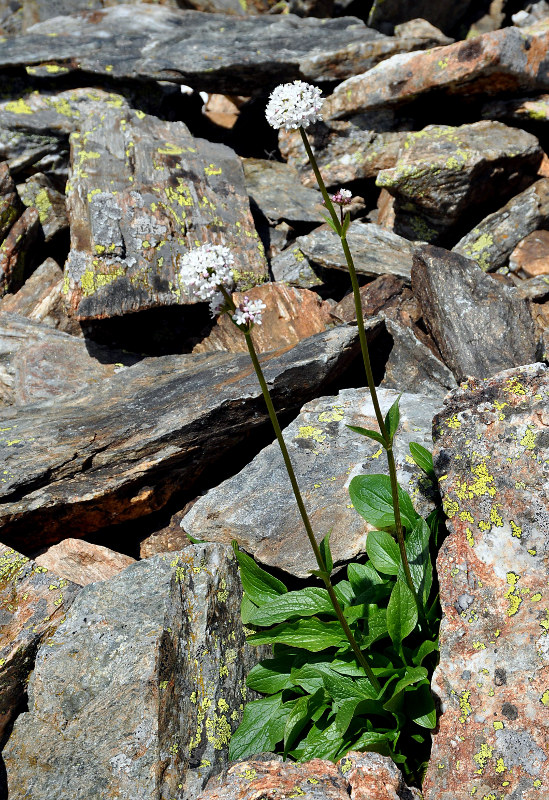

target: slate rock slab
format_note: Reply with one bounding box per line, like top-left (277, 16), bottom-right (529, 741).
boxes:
top-left (412, 245), bottom-right (539, 382)
top-left (453, 178), bottom-right (549, 272)
top-left (17, 172), bottom-right (68, 243)
top-left (3, 543), bottom-right (263, 800)
top-left (0, 543), bottom-right (80, 746)
top-left (242, 158), bottom-right (324, 226)
top-left (0, 326), bottom-right (361, 551)
top-left (0, 205), bottom-right (39, 294)
top-left (376, 122), bottom-right (542, 243)
top-left (64, 106), bottom-right (266, 320)
top-left (182, 385), bottom-right (440, 577)
top-left (423, 363), bottom-right (549, 800)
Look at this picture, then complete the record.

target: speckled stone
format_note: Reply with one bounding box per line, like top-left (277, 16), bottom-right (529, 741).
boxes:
top-left (32, 538), bottom-right (136, 587)
top-left (3, 543), bottom-right (263, 800)
top-left (423, 362), bottom-right (549, 800)
top-left (242, 158), bottom-right (324, 226)
top-left (17, 172), bottom-right (68, 243)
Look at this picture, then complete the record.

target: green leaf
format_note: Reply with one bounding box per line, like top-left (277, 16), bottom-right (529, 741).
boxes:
top-left (346, 425), bottom-right (386, 446)
top-left (333, 579), bottom-right (355, 607)
top-left (321, 213), bottom-right (340, 234)
top-left (246, 657), bottom-right (294, 694)
top-left (401, 518), bottom-right (433, 606)
top-left (412, 638), bottom-right (439, 666)
top-left (229, 693), bottom-right (290, 761)
top-left (246, 587), bottom-right (335, 626)
top-left (247, 618), bottom-right (346, 651)
top-left (319, 530), bottom-right (333, 574)
top-left (366, 530), bottom-right (401, 575)
top-left (409, 442), bottom-right (435, 478)
top-left (312, 664), bottom-right (377, 702)
top-left (360, 605), bottom-right (389, 648)
top-left (392, 666), bottom-right (428, 696)
top-left (284, 689), bottom-right (326, 754)
top-left (240, 593), bottom-right (260, 625)
top-left (349, 474), bottom-right (419, 531)
top-left (405, 681), bottom-right (437, 729)
top-left (384, 395), bottom-right (401, 443)
top-left (347, 730), bottom-right (393, 756)
top-left (341, 210), bottom-right (351, 236)
top-left (347, 562), bottom-right (384, 594)
top-left (295, 720), bottom-right (345, 761)
top-left (387, 580), bottom-right (418, 647)
top-left (232, 542), bottom-right (287, 606)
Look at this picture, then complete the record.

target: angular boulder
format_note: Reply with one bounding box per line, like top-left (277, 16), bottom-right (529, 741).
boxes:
top-left (33, 538), bottom-right (136, 586)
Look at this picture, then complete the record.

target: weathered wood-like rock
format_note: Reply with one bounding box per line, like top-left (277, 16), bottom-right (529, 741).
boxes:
top-left (412, 245), bottom-right (539, 382)
top-left (17, 172), bottom-right (68, 243)
top-left (453, 179), bottom-right (549, 272)
top-left (242, 158), bottom-right (324, 225)
top-left (326, 25), bottom-right (549, 120)
top-left (423, 363), bottom-right (549, 800)
top-left (0, 544), bottom-right (80, 745)
top-left (0, 206), bottom-right (39, 295)
top-left (333, 274), bottom-right (407, 323)
top-left (33, 538), bottom-right (136, 586)
top-left (193, 284), bottom-right (332, 354)
top-left (3, 543), bottom-right (263, 800)
top-left (0, 326), bottom-right (361, 551)
top-left (182, 385), bottom-right (439, 577)
top-left (198, 751), bottom-right (420, 800)
top-left (0, 162), bottom-right (21, 242)
top-left (64, 106), bottom-right (266, 320)
top-left (376, 122), bottom-right (542, 243)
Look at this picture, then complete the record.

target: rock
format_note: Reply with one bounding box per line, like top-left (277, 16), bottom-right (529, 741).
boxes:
top-left (376, 122), bottom-right (542, 244)
top-left (412, 245), bottom-right (539, 382)
top-left (64, 106), bottom-right (266, 321)
top-left (3, 543), bottom-right (263, 800)
top-left (453, 179), bottom-right (549, 272)
top-left (0, 258), bottom-right (81, 336)
top-left (0, 162), bottom-right (21, 242)
top-left (0, 312), bottom-right (138, 407)
top-left (368, 0), bottom-right (476, 35)
top-left (270, 246), bottom-right (325, 290)
top-left (512, 0), bottom-right (549, 27)
top-left (513, 274), bottom-right (549, 301)
top-left (292, 222), bottom-right (416, 281)
top-left (0, 326), bottom-right (361, 552)
top-left (0, 543), bottom-right (80, 745)
top-left (198, 750), bottom-right (420, 800)
top-left (0, 206), bottom-right (39, 295)
top-left (325, 26), bottom-right (549, 120)
top-left (509, 229), bottom-right (549, 277)
top-left (182, 384), bottom-right (439, 578)
top-left (242, 158), bottom-right (324, 226)
top-left (333, 274), bottom-right (407, 323)
top-left (423, 363), bottom-right (549, 800)
top-left (16, 172), bottom-right (68, 243)
top-left (33, 538), bottom-right (136, 586)
top-left (482, 93), bottom-right (549, 128)
top-left (394, 17), bottom-right (454, 46)
top-left (139, 505), bottom-right (195, 559)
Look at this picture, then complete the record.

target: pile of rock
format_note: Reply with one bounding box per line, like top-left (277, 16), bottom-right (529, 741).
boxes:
top-left (0, 0), bottom-right (548, 798)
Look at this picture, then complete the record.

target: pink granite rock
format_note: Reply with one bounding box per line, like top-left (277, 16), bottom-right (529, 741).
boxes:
top-left (33, 538), bottom-right (136, 586)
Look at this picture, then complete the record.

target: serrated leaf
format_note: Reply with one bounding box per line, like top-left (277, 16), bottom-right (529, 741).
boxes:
top-left (246, 587), bottom-right (335, 627)
top-left (409, 441), bottom-right (435, 478)
top-left (229, 693), bottom-right (290, 761)
top-left (247, 617), bottom-right (346, 651)
top-left (387, 580), bottom-right (418, 647)
top-left (384, 395), bottom-right (401, 443)
top-left (246, 657), bottom-right (294, 694)
top-left (346, 424), bottom-right (386, 446)
top-left (319, 530), bottom-right (333, 573)
top-left (405, 681), bottom-right (437, 729)
top-left (284, 689), bottom-right (326, 754)
top-left (349, 474), bottom-right (419, 531)
top-left (366, 530), bottom-right (401, 575)
top-left (232, 542), bottom-right (287, 606)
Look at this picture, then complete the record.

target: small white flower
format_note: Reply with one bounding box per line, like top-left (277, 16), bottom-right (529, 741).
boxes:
top-left (332, 188), bottom-right (352, 205)
top-left (232, 296), bottom-right (267, 328)
top-left (265, 80), bottom-right (324, 131)
top-left (179, 244), bottom-right (235, 308)
top-left (209, 291), bottom-right (225, 318)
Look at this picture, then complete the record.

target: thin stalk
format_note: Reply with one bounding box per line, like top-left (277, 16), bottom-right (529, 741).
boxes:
top-left (300, 125), bottom-right (418, 605)
top-left (244, 329), bottom-right (381, 691)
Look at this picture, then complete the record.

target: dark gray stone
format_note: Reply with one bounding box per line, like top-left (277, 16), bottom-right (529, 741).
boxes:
top-left (368, 0), bottom-right (476, 34)
top-left (17, 172), bottom-right (68, 243)
top-left (242, 158), bottom-right (324, 226)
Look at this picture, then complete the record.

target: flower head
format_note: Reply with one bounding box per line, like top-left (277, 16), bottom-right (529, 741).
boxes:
top-left (179, 244), bottom-right (235, 315)
top-left (232, 296), bottom-right (267, 328)
top-left (331, 188), bottom-right (352, 205)
top-left (265, 80), bottom-right (324, 131)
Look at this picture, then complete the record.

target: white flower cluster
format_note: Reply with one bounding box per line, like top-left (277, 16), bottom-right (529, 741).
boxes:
top-left (178, 244), bottom-right (235, 316)
top-left (265, 80), bottom-right (324, 131)
top-left (331, 188), bottom-right (352, 205)
top-left (232, 296), bottom-right (267, 327)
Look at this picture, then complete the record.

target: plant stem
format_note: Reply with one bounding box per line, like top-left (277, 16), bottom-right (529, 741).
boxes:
top-left (300, 125), bottom-right (418, 605)
top-left (244, 329), bottom-right (381, 691)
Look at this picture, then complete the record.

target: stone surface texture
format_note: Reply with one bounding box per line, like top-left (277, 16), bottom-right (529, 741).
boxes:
top-left (242, 158), bottom-right (324, 225)
top-left (17, 172), bottom-right (68, 243)
top-left (412, 245), bottom-right (539, 382)
top-left (0, 206), bottom-right (39, 295)
top-left (0, 543), bottom-right (80, 745)
top-left (509, 229), bottom-right (549, 277)
top-left (368, 0), bottom-right (475, 34)
top-left (423, 363), bottom-right (549, 800)
top-left (182, 385), bottom-right (440, 577)
top-left (3, 543), bottom-right (263, 800)
top-left (33, 538), bottom-right (136, 586)
top-left (333, 274), bottom-right (407, 322)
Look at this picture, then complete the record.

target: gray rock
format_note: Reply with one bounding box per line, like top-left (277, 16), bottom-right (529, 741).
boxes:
top-left (0, 161), bottom-right (21, 242)
top-left (17, 172), bottom-right (68, 243)
top-left (3, 543), bottom-right (263, 800)
top-left (412, 244), bottom-right (539, 382)
top-left (512, 0), bottom-right (549, 26)
top-left (0, 205), bottom-right (39, 295)
top-left (0, 325), bottom-right (361, 552)
top-left (182, 384), bottom-right (439, 577)
top-left (242, 158), bottom-right (324, 226)
top-left (64, 106), bottom-right (267, 320)
top-left (368, 0), bottom-right (476, 34)
top-left (293, 221), bottom-right (415, 281)
top-left (453, 179), bottom-right (549, 272)
top-left (482, 94), bottom-right (549, 128)
top-left (270, 246), bottom-right (324, 290)
top-left (376, 122), bottom-right (542, 244)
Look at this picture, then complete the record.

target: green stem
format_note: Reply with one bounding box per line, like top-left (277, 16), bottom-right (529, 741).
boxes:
top-left (300, 125), bottom-right (418, 606)
top-left (243, 329), bottom-right (380, 691)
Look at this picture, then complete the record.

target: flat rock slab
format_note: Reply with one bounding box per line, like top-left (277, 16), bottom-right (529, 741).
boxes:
top-left (423, 363), bottom-right (549, 800)
top-left (182, 386), bottom-right (440, 578)
top-left (412, 245), bottom-right (539, 382)
top-left (33, 538), bottom-right (136, 586)
top-left (64, 106), bottom-right (266, 320)
top-left (0, 325), bottom-right (361, 551)
top-left (325, 25), bottom-right (549, 119)
top-left (376, 122), bottom-right (542, 243)
top-left (453, 179), bottom-right (549, 272)
top-left (0, 543), bottom-right (80, 745)
top-left (0, 6), bottom-right (431, 94)
top-left (292, 221), bottom-right (415, 282)
top-left (198, 751), bottom-right (420, 800)
top-left (3, 543), bottom-right (262, 800)
top-left (242, 158), bottom-right (324, 226)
